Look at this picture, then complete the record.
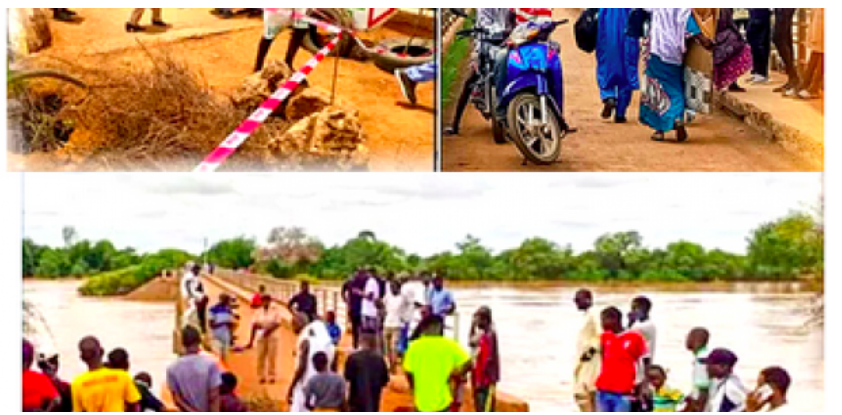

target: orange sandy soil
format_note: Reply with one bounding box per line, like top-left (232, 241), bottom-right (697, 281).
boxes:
top-left (161, 275), bottom-right (528, 412)
top-left (442, 8), bottom-right (822, 172)
top-left (10, 8), bottom-right (434, 172)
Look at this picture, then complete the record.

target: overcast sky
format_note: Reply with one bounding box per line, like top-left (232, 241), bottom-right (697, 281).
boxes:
top-left (21, 173), bottom-right (822, 256)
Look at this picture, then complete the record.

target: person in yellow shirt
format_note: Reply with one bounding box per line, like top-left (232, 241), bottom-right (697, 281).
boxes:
top-left (71, 336), bottom-right (141, 412)
top-left (647, 365), bottom-right (684, 412)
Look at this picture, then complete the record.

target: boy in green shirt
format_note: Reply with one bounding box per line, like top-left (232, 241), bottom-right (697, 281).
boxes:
top-left (403, 315), bottom-right (473, 412)
top-left (647, 365), bottom-right (684, 412)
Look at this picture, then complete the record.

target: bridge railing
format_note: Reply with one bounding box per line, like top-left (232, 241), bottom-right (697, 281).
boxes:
top-left (212, 270), bottom-right (463, 342)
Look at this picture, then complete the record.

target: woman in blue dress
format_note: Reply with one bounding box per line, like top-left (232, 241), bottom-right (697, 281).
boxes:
top-left (639, 9), bottom-right (712, 142)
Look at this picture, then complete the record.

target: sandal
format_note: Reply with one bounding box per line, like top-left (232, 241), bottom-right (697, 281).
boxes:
top-left (651, 132), bottom-right (665, 142)
top-left (676, 123), bottom-right (688, 142)
top-left (601, 98), bottom-right (617, 119)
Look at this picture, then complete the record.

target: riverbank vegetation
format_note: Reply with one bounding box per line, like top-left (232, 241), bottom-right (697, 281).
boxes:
top-left (24, 209), bottom-right (823, 296)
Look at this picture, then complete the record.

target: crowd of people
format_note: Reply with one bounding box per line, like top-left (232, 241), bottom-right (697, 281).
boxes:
top-left (24, 260), bottom-right (797, 412)
top-left (572, 289), bottom-right (795, 412)
top-left (444, 8), bottom-right (824, 143)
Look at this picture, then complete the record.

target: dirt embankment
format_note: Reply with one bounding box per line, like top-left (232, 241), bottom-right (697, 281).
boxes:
top-left (123, 276), bottom-right (180, 302)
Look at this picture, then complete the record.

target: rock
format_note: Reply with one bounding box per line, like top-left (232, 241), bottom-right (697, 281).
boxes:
top-left (231, 60), bottom-right (303, 111)
top-left (265, 106), bottom-right (368, 170)
top-left (231, 72), bottom-right (271, 109)
top-left (286, 88), bottom-right (354, 121)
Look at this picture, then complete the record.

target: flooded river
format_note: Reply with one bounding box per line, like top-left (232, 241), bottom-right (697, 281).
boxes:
top-left (24, 280), bottom-right (823, 412)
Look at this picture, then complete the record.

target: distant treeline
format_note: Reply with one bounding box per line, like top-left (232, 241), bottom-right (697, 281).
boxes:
top-left (23, 210), bottom-right (823, 296)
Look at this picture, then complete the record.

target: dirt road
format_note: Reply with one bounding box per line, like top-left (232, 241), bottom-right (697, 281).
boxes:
top-left (442, 8), bottom-right (821, 172)
top-left (12, 8), bottom-right (434, 172)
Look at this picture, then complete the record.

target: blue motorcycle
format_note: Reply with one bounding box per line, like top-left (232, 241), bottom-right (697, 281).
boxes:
top-left (498, 19), bottom-right (575, 165)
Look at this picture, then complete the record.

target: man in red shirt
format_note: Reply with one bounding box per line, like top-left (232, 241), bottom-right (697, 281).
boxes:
top-left (251, 285), bottom-right (267, 309)
top-left (22, 339), bottom-right (60, 412)
top-left (471, 307), bottom-right (500, 412)
top-left (595, 307), bottom-right (648, 412)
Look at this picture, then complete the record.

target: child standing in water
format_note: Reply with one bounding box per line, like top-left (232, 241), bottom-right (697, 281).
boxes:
top-left (647, 365), bottom-right (684, 412)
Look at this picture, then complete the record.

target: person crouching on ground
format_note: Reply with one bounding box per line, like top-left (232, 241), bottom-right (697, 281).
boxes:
top-left (304, 352), bottom-right (347, 412)
top-left (471, 306), bottom-right (501, 412)
top-left (594, 307), bottom-right (648, 412)
top-left (647, 365), bottom-right (684, 412)
top-left (640, 8), bottom-right (713, 143)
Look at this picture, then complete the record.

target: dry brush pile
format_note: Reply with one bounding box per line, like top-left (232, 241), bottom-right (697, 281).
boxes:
top-left (10, 50), bottom-right (370, 171)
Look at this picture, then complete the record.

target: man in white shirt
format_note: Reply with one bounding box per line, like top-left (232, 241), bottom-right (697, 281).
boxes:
top-left (181, 264), bottom-right (207, 332)
top-left (383, 280), bottom-right (412, 373)
top-left (573, 289), bottom-right (602, 412)
top-left (629, 295), bottom-right (657, 411)
top-left (705, 348), bottom-right (748, 412)
top-left (360, 271), bottom-right (382, 346)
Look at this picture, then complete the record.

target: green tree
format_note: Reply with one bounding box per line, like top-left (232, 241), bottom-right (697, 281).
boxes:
top-left (593, 231), bottom-right (644, 279)
top-left (22, 238), bottom-right (43, 277)
top-left (747, 212), bottom-right (823, 279)
top-left (205, 237), bottom-right (257, 270)
top-left (62, 226), bottom-right (78, 247)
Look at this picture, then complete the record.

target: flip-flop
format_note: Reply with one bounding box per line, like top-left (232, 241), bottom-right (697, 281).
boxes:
top-left (651, 132), bottom-right (665, 142)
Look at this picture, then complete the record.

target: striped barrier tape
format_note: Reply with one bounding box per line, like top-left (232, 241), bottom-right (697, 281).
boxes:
top-left (194, 34), bottom-right (342, 173)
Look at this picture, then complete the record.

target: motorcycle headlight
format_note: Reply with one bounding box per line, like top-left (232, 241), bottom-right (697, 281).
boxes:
top-left (508, 25), bottom-right (540, 47)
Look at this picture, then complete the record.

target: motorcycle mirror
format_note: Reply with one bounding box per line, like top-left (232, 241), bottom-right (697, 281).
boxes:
top-left (555, 19), bottom-right (570, 26)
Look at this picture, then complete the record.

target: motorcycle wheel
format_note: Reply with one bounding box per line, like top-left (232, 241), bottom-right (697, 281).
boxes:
top-left (506, 93), bottom-right (562, 165)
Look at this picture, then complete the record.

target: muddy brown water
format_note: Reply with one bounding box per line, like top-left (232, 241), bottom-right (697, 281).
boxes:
top-left (24, 280), bottom-right (823, 411)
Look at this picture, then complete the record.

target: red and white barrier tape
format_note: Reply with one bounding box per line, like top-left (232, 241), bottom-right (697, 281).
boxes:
top-left (194, 34), bottom-right (342, 172)
top-left (267, 9), bottom-right (346, 34)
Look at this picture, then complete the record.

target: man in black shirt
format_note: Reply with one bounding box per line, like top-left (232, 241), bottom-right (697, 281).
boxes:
top-left (344, 332), bottom-right (390, 412)
top-left (342, 271), bottom-right (367, 349)
top-left (288, 281), bottom-right (318, 323)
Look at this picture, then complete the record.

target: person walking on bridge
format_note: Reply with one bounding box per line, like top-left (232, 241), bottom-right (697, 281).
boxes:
top-left (209, 293), bottom-right (236, 364)
top-left (71, 336), bottom-right (142, 412)
top-left (245, 294), bottom-right (282, 384)
top-left (167, 326), bottom-right (222, 412)
top-left (288, 320), bottom-right (337, 412)
top-left (289, 280), bottom-right (319, 324)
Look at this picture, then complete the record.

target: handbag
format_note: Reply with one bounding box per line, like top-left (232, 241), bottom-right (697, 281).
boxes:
top-left (713, 25), bottom-right (747, 66)
top-left (575, 8), bottom-right (600, 53)
top-left (626, 9), bottom-right (649, 39)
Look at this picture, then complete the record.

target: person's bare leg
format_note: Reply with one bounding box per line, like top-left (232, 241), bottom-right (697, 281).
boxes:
top-left (286, 28), bottom-right (308, 71)
top-left (255, 37), bottom-right (275, 73)
top-left (127, 9), bottom-right (145, 32)
top-left (151, 8), bottom-right (166, 26)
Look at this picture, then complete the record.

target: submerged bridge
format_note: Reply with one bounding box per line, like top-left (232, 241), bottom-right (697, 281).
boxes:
top-left (165, 271), bottom-right (530, 411)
